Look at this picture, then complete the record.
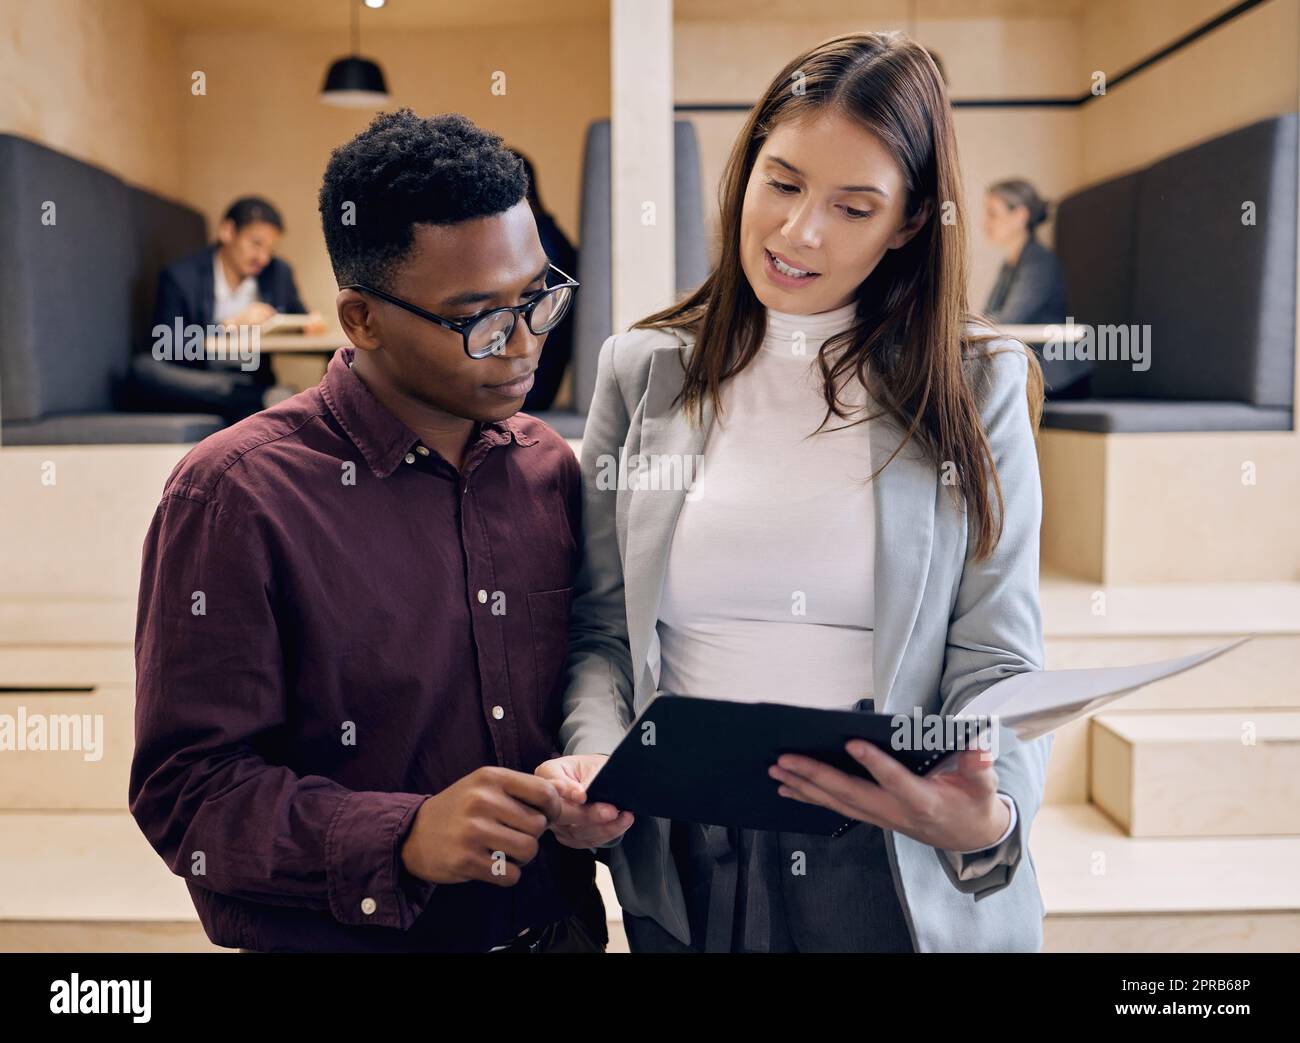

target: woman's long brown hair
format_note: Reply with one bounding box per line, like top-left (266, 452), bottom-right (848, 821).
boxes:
top-left (634, 30), bottom-right (1044, 562)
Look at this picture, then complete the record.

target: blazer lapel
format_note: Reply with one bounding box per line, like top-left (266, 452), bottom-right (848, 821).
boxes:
top-left (623, 342), bottom-right (713, 680)
top-left (871, 408), bottom-right (938, 715)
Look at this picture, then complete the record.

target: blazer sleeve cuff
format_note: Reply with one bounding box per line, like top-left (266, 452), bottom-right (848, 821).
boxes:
top-left (934, 793), bottom-right (1024, 897)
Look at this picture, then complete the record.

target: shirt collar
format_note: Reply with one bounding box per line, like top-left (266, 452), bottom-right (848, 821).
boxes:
top-left (320, 347), bottom-right (536, 478)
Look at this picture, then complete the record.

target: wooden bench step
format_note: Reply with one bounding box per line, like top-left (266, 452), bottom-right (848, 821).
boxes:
top-left (1090, 710), bottom-right (1300, 836)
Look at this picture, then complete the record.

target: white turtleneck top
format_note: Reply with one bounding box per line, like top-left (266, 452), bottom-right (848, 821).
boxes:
top-left (657, 300), bottom-right (873, 709)
top-left (655, 300), bottom-right (1019, 864)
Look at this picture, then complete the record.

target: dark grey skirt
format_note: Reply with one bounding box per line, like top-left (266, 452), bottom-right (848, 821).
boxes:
top-left (624, 820), bottom-right (916, 953)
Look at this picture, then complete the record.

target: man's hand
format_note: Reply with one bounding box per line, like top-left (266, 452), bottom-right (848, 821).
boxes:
top-left (534, 754), bottom-right (634, 849)
top-left (302, 311), bottom-right (329, 335)
top-left (400, 766), bottom-right (563, 887)
top-left (770, 744), bottom-right (1013, 853)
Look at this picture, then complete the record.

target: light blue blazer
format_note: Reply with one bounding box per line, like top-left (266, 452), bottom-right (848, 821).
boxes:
top-left (558, 323), bottom-right (1054, 953)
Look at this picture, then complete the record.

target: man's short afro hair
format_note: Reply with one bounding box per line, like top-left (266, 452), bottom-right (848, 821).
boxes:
top-left (318, 109), bottom-right (528, 290)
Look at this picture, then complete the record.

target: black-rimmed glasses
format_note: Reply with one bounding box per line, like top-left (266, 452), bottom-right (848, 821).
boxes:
top-left (341, 263), bottom-right (579, 359)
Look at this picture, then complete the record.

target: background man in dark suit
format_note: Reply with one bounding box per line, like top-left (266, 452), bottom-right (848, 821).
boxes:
top-left (126, 197), bottom-right (325, 423)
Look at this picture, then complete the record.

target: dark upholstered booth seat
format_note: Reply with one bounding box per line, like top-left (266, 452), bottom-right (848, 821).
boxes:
top-left (1041, 400), bottom-right (1292, 434)
top-left (1047, 113), bottom-right (1296, 434)
top-left (0, 134), bottom-right (221, 445)
top-left (530, 118), bottom-right (709, 442)
top-left (2, 413), bottom-right (223, 446)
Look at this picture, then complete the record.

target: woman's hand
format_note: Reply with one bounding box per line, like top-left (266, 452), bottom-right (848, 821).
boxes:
top-left (534, 754), bottom-right (635, 849)
top-left (769, 743), bottom-right (1012, 853)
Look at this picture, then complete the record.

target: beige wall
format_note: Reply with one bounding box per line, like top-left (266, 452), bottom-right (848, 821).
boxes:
top-left (1, 1), bottom-right (1294, 321)
top-left (1080, 0), bottom-right (1299, 182)
top-left (673, 1), bottom-right (1299, 306)
top-left (175, 24), bottom-right (609, 325)
top-left (0, 4), bottom-right (609, 330)
top-left (674, 13), bottom-right (1083, 307)
top-left (0, 0), bottom-right (185, 200)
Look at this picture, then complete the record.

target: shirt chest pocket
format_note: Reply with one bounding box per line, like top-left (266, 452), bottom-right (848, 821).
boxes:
top-left (527, 587), bottom-right (574, 731)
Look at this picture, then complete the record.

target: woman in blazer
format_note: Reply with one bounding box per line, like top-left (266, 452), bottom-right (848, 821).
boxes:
top-left (537, 31), bottom-right (1054, 953)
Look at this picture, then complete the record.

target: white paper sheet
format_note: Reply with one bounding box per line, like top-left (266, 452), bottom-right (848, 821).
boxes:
top-left (952, 636), bottom-right (1252, 741)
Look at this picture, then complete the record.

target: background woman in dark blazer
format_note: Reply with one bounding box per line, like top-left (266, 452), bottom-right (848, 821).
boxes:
top-left (982, 179), bottom-right (1090, 398)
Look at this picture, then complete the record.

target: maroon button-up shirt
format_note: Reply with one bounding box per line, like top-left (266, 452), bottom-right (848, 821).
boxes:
top-left (130, 347), bottom-right (596, 952)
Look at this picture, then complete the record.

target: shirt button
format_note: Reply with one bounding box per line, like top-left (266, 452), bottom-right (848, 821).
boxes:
top-left (492, 705), bottom-right (505, 720)
top-left (477, 589), bottom-right (488, 604)
top-left (416, 445), bottom-right (430, 456)
top-left (360, 897), bottom-right (377, 915)
top-left (404, 452), bottom-right (415, 464)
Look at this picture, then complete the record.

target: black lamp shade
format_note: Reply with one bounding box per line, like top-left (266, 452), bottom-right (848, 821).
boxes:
top-left (321, 57), bottom-right (390, 107)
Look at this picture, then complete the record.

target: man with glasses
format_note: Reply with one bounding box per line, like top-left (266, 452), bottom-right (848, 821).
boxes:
top-left (130, 110), bottom-right (610, 952)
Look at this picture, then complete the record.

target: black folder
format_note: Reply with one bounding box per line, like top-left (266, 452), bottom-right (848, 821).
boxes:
top-left (584, 694), bottom-right (955, 835)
